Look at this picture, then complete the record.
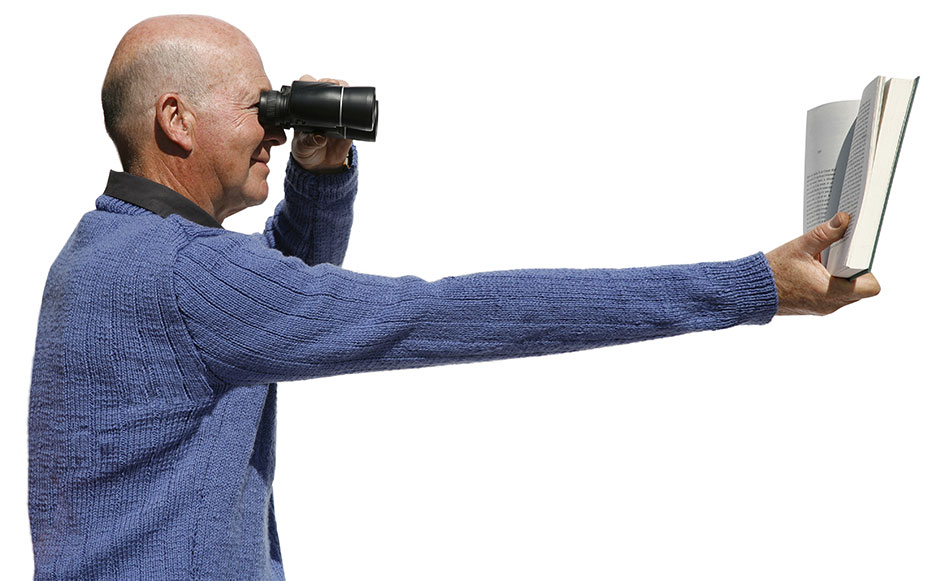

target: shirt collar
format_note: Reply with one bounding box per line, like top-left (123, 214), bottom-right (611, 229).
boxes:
top-left (103, 171), bottom-right (223, 229)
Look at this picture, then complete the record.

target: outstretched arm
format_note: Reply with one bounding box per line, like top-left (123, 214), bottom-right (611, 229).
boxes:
top-left (173, 231), bottom-right (778, 387)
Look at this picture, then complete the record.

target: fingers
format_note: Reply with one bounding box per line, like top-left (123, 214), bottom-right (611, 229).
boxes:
top-left (317, 77), bottom-right (350, 87)
top-left (297, 74), bottom-right (350, 87)
top-left (829, 272), bottom-right (881, 300)
top-left (820, 272), bottom-right (881, 316)
top-left (800, 212), bottom-right (850, 256)
top-left (291, 132), bottom-right (329, 168)
top-left (290, 74), bottom-right (353, 172)
top-left (766, 214), bottom-right (882, 316)
top-left (855, 272), bottom-right (882, 298)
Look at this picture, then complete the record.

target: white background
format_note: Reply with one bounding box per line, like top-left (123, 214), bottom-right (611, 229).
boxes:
top-left (3, 1), bottom-right (947, 579)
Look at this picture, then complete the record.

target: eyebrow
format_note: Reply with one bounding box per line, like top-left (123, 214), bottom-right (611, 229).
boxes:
top-left (246, 85), bottom-right (270, 105)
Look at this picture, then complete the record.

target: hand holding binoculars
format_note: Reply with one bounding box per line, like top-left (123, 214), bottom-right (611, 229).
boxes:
top-left (258, 81), bottom-right (378, 142)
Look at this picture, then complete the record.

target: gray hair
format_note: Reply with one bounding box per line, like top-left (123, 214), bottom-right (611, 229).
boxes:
top-left (101, 40), bottom-right (213, 171)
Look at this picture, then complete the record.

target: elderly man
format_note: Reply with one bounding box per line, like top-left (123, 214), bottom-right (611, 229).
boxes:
top-left (28, 14), bottom-right (879, 580)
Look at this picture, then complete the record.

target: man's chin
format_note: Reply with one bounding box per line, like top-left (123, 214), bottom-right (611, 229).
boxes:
top-left (248, 182), bottom-right (269, 207)
top-left (250, 164), bottom-right (271, 204)
top-left (243, 173), bottom-right (270, 207)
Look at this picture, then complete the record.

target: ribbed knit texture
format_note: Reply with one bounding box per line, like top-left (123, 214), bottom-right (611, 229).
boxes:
top-left (29, 150), bottom-right (779, 580)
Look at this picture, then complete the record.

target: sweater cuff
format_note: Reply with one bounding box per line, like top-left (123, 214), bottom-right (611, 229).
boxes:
top-left (702, 252), bottom-right (779, 326)
top-left (284, 145), bottom-right (358, 202)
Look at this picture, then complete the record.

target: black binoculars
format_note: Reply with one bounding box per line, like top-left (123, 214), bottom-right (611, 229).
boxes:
top-left (258, 81), bottom-right (378, 142)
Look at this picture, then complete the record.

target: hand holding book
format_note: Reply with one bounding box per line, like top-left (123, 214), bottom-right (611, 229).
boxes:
top-left (766, 75), bottom-right (916, 315)
top-left (766, 212), bottom-right (881, 316)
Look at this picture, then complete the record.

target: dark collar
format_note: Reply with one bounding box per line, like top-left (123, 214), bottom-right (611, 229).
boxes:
top-left (103, 171), bottom-right (223, 229)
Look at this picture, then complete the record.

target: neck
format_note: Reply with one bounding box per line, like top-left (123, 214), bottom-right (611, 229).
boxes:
top-left (132, 155), bottom-right (224, 223)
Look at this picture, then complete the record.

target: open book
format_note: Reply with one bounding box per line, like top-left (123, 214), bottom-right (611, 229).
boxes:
top-left (803, 75), bottom-right (918, 280)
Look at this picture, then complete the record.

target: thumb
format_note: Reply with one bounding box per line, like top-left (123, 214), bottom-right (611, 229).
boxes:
top-left (292, 131), bottom-right (329, 160)
top-left (801, 211), bottom-right (850, 256)
top-left (298, 132), bottom-right (328, 149)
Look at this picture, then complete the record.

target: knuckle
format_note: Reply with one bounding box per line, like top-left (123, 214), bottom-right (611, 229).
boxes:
top-left (809, 225), bottom-right (832, 246)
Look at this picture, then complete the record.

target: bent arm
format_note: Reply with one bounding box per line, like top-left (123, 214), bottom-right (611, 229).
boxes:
top-left (259, 146), bottom-right (358, 266)
top-left (174, 232), bottom-right (778, 387)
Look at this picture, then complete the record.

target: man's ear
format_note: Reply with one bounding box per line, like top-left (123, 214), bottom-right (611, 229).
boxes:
top-left (154, 93), bottom-right (195, 155)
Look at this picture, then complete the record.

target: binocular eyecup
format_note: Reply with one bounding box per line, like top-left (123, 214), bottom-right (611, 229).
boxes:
top-left (258, 81), bottom-right (378, 142)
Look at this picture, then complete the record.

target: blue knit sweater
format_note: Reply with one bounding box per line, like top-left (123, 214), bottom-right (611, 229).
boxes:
top-left (29, 151), bottom-right (778, 579)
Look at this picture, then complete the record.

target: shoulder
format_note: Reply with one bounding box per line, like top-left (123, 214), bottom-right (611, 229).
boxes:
top-left (173, 217), bottom-right (321, 286)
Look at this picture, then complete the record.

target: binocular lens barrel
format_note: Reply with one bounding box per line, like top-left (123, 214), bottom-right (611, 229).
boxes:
top-left (259, 81), bottom-right (378, 141)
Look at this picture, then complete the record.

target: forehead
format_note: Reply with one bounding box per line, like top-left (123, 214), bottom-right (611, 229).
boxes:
top-left (209, 51), bottom-right (272, 102)
top-left (235, 72), bottom-right (272, 101)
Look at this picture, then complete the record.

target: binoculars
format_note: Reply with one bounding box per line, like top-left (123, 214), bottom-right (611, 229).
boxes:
top-left (258, 81), bottom-right (378, 142)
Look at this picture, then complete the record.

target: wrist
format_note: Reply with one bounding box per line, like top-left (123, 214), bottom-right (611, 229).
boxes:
top-left (286, 146), bottom-right (358, 201)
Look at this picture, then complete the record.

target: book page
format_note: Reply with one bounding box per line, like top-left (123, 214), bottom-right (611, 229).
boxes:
top-left (804, 100), bottom-right (859, 233)
top-left (827, 77), bottom-right (885, 274)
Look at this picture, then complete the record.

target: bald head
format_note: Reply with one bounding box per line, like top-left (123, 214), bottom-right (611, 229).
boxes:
top-left (101, 15), bottom-right (263, 171)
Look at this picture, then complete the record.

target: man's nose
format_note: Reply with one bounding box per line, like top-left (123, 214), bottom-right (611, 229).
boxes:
top-left (265, 126), bottom-right (287, 146)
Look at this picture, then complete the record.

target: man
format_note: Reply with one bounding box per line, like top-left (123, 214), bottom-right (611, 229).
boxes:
top-left (28, 14), bottom-right (879, 580)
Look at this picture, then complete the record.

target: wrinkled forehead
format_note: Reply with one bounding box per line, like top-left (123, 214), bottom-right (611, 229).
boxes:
top-left (203, 41), bottom-right (272, 100)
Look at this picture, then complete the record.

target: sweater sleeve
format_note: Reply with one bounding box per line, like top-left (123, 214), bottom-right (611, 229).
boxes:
top-left (173, 231), bottom-right (778, 387)
top-left (259, 146), bottom-right (358, 266)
